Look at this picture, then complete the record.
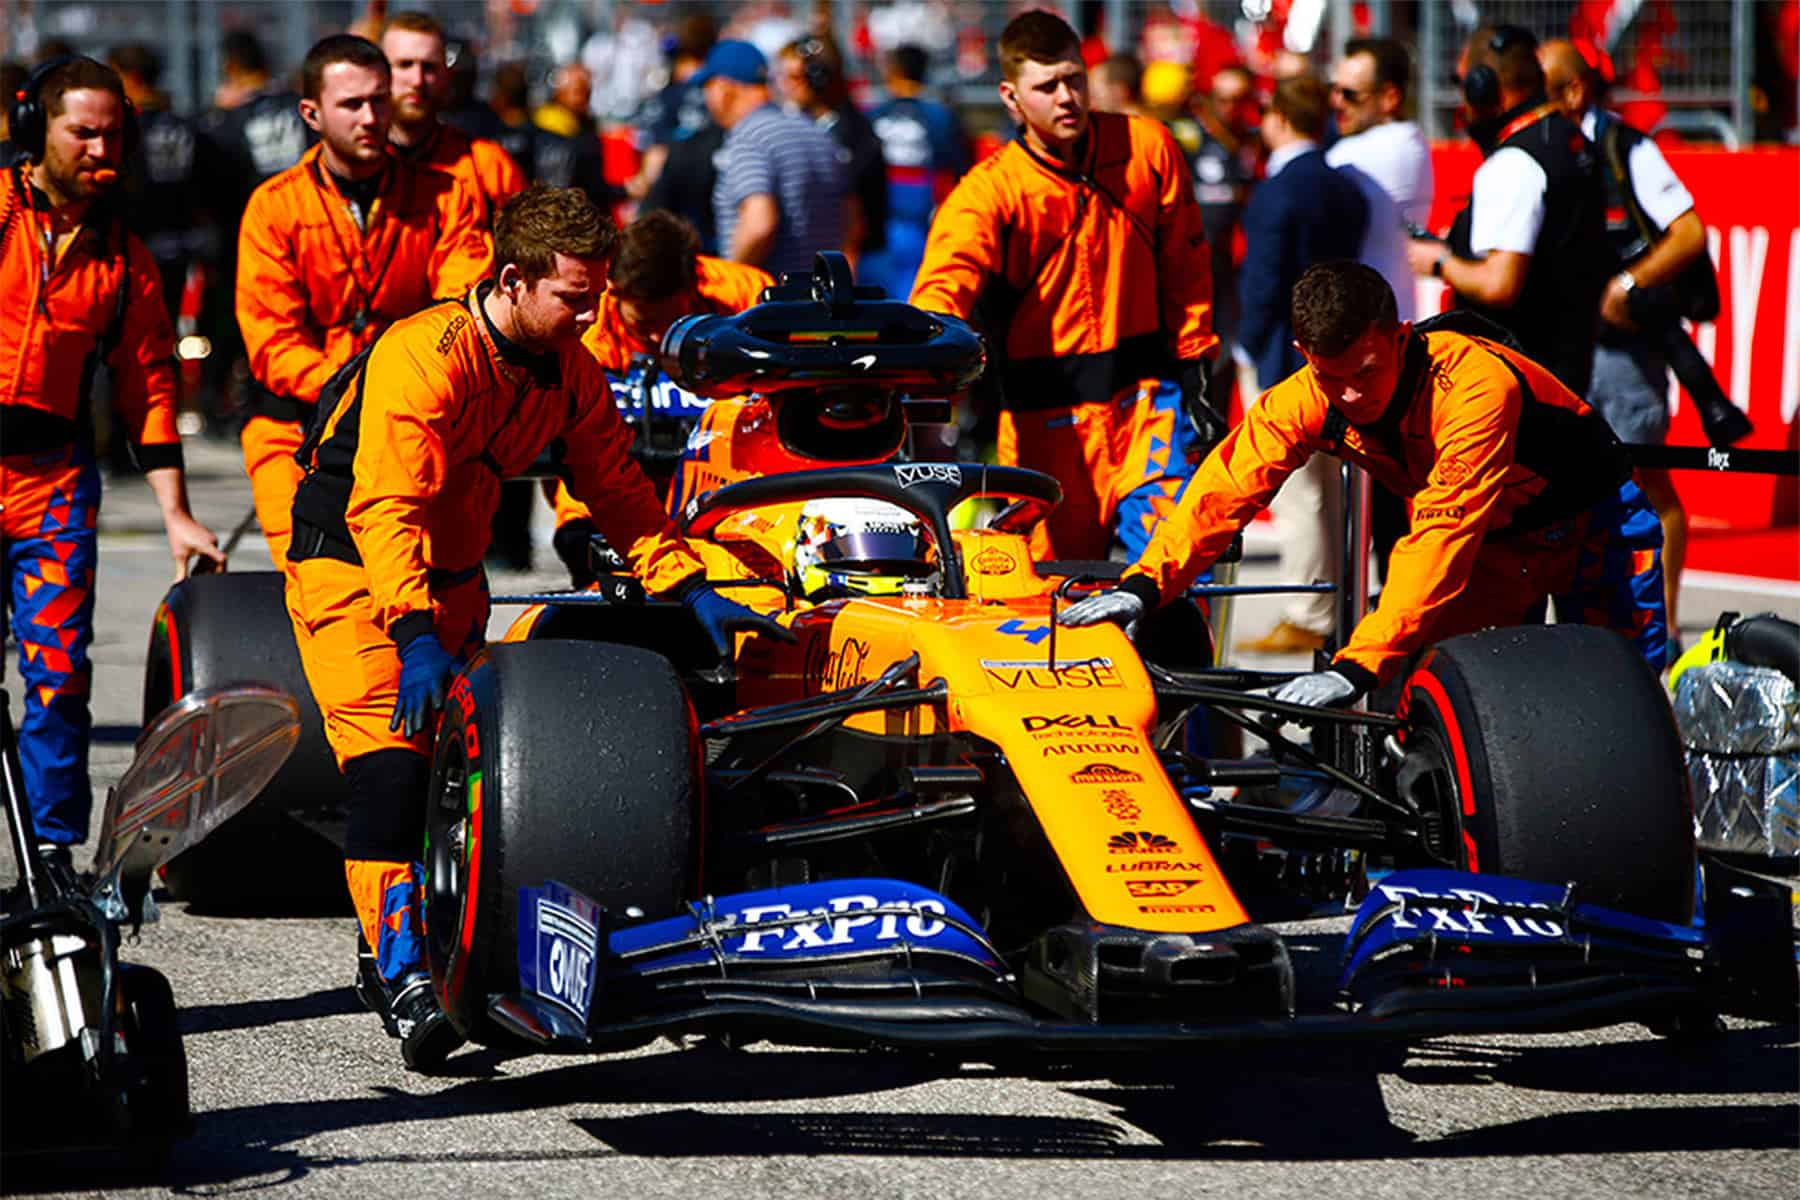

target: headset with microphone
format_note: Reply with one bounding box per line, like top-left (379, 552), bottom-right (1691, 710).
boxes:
top-left (9, 54), bottom-right (140, 164)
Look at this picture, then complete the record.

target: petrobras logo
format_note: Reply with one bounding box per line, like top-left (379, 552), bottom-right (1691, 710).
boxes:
top-left (1070, 762), bottom-right (1143, 784)
top-left (895, 463), bottom-right (962, 488)
top-left (724, 893), bottom-right (950, 954)
top-left (1105, 860), bottom-right (1208, 873)
top-left (1108, 831), bottom-right (1178, 854)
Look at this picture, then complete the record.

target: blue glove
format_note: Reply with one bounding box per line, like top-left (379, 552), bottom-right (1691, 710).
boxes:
top-left (391, 636), bottom-right (460, 737)
top-left (682, 581), bottom-right (795, 657)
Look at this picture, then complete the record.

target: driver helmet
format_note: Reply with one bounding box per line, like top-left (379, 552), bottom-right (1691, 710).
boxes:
top-left (790, 498), bottom-right (938, 601)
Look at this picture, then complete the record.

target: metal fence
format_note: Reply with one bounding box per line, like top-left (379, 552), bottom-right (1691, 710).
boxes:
top-left (1415, 0), bottom-right (1753, 145)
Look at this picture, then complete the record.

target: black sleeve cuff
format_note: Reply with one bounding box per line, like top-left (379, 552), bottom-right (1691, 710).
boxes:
top-left (132, 441), bottom-right (185, 473)
top-left (389, 611), bottom-right (436, 651)
top-left (666, 571), bottom-right (707, 603)
top-left (1120, 572), bottom-right (1162, 613)
top-left (1331, 659), bottom-right (1378, 696)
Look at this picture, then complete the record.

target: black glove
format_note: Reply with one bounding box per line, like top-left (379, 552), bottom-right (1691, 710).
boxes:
top-left (674, 575), bottom-right (797, 657)
top-left (552, 519), bottom-right (599, 589)
top-left (1178, 359), bottom-right (1227, 446)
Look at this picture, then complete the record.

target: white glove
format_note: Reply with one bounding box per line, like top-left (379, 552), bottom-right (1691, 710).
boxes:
top-left (1270, 669), bottom-right (1358, 708)
top-left (1057, 588), bottom-right (1145, 636)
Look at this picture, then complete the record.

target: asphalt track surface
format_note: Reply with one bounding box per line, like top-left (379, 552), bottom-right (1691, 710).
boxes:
top-left (3, 439), bottom-right (1796, 1199)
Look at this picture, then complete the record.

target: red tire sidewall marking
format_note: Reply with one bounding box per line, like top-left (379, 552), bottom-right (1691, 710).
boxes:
top-left (1405, 666), bottom-right (1481, 872)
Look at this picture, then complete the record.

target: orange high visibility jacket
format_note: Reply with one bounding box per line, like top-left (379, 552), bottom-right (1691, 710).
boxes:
top-left (392, 122), bottom-right (526, 226)
top-left (236, 144), bottom-right (494, 410)
top-left (293, 287), bottom-right (705, 638)
top-left (580, 256), bottom-right (772, 370)
top-left (1, 166), bottom-right (181, 467)
top-left (1126, 329), bottom-right (1630, 685)
top-left (910, 111), bottom-right (1216, 408)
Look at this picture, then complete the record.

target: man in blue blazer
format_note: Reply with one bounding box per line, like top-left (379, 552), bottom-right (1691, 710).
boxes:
top-left (1236, 73), bottom-right (1369, 654)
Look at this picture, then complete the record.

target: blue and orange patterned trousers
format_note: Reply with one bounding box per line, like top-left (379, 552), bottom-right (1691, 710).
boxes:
top-left (1, 448), bottom-right (101, 845)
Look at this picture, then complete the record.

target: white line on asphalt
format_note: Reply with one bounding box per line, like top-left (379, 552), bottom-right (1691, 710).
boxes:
top-left (1684, 570), bottom-right (1800, 599)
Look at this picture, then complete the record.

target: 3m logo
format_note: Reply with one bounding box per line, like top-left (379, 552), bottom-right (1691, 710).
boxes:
top-left (1125, 878), bottom-right (1198, 898)
top-left (1108, 831), bottom-right (1177, 854)
top-left (436, 313), bottom-right (468, 355)
top-left (1071, 762), bottom-right (1143, 784)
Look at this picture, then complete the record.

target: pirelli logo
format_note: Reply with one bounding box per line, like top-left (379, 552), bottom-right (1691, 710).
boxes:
top-left (436, 314), bottom-right (469, 355)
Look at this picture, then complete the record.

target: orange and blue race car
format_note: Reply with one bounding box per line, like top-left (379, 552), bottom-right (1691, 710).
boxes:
top-left (146, 257), bottom-right (1792, 1064)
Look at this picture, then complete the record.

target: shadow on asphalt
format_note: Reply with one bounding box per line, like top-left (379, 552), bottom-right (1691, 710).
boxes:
top-left (5, 1020), bottom-right (1790, 1194)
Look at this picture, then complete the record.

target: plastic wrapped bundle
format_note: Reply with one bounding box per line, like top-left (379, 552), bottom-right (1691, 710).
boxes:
top-left (1674, 662), bottom-right (1799, 857)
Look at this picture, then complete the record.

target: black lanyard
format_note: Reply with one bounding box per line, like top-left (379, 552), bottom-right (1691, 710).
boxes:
top-left (307, 157), bottom-right (402, 335)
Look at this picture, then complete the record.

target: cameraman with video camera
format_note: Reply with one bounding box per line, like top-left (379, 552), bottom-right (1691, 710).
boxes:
top-left (1540, 38), bottom-right (1732, 641)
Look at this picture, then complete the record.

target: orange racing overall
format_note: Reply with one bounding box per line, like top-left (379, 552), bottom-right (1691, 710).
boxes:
top-left (910, 111), bottom-right (1217, 562)
top-left (236, 145), bottom-right (493, 568)
top-left (285, 286), bottom-right (705, 984)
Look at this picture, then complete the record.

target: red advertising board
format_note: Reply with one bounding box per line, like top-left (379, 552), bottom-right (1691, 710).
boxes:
top-left (1426, 143), bottom-right (1799, 538)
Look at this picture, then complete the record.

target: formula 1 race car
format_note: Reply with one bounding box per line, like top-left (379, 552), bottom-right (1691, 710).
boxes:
top-left (144, 256), bottom-right (1793, 1061)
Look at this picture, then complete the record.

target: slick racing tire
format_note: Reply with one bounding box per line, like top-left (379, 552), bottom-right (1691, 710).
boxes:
top-left (116, 963), bottom-right (190, 1144)
top-left (424, 642), bottom-right (699, 1044)
top-left (1398, 624), bottom-right (1694, 923)
top-left (144, 571), bottom-right (345, 912)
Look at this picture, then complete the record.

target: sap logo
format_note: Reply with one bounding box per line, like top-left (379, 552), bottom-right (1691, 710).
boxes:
top-left (982, 657), bottom-right (1121, 690)
top-left (436, 314), bottom-right (468, 355)
top-left (1043, 741), bottom-right (1141, 756)
top-left (895, 463), bottom-right (962, 488)
top-left (728, 894), bottom-right (948, 953)
top-left (1138, 903), bottom-right (1216, 914)
top-left (1125, 879), bottom-right (1197, 898)
top-left (1106, 860), bottom-right (1208, 873)
top-left (1376, 883), bottom-right (1566, 938)
top-left (1023, 713), bottom-right (1129, 733)
top-left (996, 620), bottom-right (1051, 645)
top-left (1108, 831), bottom-right (1177, 854)
top-left (1070, 762), bottom-right (1143, 784)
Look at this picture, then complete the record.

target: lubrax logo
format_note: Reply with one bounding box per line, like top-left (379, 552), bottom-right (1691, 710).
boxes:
top-left (1105, 860), bottom-right (1206, 873)
top-left (1108, 831), bottom-right (1177, 853)
top-left (1023, 713), bottom-right (1129, 733)
top-left (1070, 762), bottom-right (1143, 784)
top-left (1124, 878), bottom-right (1197, 898)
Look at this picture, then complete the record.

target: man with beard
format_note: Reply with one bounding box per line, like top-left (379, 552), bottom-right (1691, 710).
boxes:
top-left (2, 56), bottom-right (222, 871)
top-left (379, 11), bottom-right (526, 226)
top-left (285, 186), bottom-right (787, 1067)
top-left (236, 34), bottom-right (493, 569)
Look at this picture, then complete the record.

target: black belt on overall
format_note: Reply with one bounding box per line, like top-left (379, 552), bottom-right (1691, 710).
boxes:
top-left (288, 518), bottom-right (484, 589)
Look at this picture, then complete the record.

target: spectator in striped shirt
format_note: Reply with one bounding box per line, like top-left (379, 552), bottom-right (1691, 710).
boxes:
top-left (697, 39), bottom-right (847, 278)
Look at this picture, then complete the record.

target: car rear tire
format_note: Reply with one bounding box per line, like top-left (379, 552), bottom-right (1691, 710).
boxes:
top-left (1398, 624), bottom-right (1694, 923)
top-left (143, 571), bottom-right (346, 912)
top-left (424, 641), bottom-right (699, 1044)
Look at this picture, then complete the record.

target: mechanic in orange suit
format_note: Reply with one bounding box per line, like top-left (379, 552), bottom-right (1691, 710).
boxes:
top-left (549, 211), bottom-right (771, 584)
top-left (380, 12), bottom-right (526, 225)
top-left (284, 186), bottom-right (787, 1069)
top-left (1061, 262), bottom-right (1667, 703)
top-left (909, 10), bottom-right (1218, 563)
top-left (2, 57), bottom-right (222, 861)
top-left (236, 34), bottom-right (492, 569)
